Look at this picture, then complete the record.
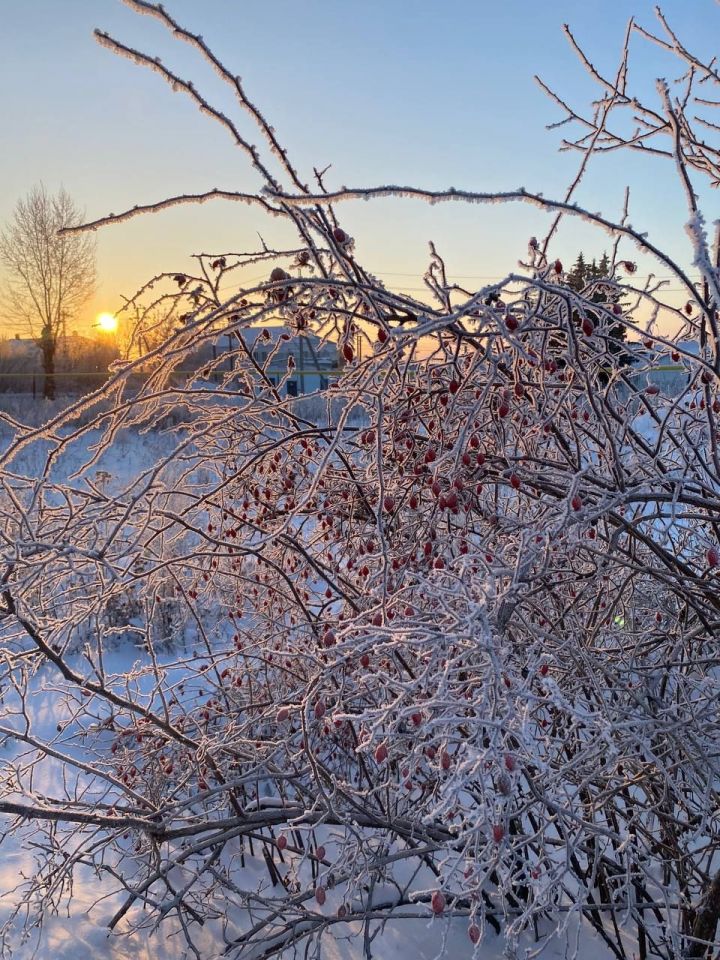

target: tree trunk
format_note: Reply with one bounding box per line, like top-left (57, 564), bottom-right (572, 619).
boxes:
top-left (42, 343), bottom-right (56, 400)
top-left (685, 870), bottom-right (720, 959)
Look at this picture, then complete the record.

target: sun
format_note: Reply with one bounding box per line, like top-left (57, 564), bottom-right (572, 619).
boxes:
top-left (96, 312), bottom-right (118, 333)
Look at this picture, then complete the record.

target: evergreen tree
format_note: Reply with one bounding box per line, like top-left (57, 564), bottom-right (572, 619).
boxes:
top-left (565, 251), bottom-right (632, 370)
top-left (567, 252), bottom-right (587, 292)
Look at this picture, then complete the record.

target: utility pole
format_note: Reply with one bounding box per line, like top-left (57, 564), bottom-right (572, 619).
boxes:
top-left (298, 335), bottom-right (305, 394)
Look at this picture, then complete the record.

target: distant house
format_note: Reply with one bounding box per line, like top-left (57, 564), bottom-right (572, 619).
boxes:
top-left (621, 338), bottom-right (700, 398)
top-left (1, 335), bottom-right (42, 366)
top-left (0, 333), bottom-right (119, 395)
top-left (189, 325), bottom-right (339, 397)
top-left (58, 332), bottom-right (95, 363)
top-left (0, 336), bottom-right (42, 392)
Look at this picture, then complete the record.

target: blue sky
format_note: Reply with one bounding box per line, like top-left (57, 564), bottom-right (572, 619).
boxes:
top-left (0, 0), bottom-right (715, 332)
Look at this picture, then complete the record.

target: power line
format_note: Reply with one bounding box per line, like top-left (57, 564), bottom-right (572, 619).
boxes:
top-left (168, 270), bottom-right (696, 299)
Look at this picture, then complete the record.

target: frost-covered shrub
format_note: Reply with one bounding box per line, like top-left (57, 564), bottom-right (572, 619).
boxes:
top-left (1, 4), bottom-right (720, 960)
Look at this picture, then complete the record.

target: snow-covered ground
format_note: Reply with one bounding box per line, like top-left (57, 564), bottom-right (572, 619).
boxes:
top-left (0, 405), bottom-right (702, 960)
top-left (0, 630), bottom-right (619, 960)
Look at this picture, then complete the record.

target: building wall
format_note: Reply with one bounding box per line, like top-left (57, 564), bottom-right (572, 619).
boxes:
top-left (190, 327), bottom-right (339, 397)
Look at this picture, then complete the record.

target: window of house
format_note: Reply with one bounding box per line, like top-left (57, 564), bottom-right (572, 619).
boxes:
top-left (286, 380), bottom-right (298, 397)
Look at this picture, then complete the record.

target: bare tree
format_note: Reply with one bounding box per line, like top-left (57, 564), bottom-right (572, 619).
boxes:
top-left (0, 185), bottom-right (96, 399)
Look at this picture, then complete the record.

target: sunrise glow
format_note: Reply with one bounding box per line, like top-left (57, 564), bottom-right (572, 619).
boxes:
top-left (95, 312), bottom-right (118, 333)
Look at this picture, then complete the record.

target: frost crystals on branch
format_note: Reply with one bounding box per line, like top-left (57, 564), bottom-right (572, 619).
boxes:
top-left (3, 3), bottom-right (720, 959)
